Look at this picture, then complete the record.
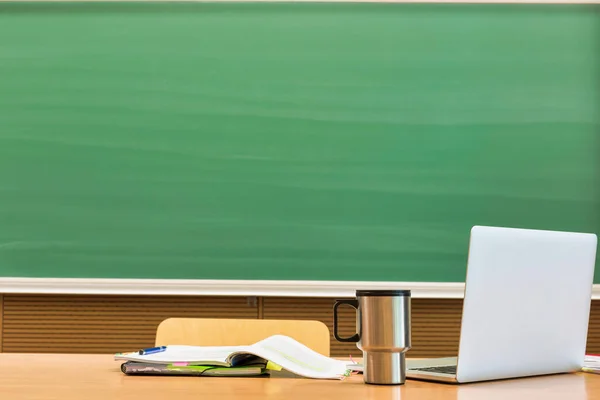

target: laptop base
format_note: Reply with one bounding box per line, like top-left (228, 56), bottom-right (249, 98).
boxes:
top-left (406, 357), bottom-right (458, 383)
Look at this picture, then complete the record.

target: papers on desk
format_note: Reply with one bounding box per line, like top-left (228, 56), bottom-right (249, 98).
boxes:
top-left (115, 335), bottom-right (351, 380)
top-left (582, 355), bottom-right (600, 374)
top-left (347, 363), bottom-right (363, 373)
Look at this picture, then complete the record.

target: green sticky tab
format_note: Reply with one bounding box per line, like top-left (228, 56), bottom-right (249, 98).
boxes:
top-left (266, 361), bottom-right (282, 371)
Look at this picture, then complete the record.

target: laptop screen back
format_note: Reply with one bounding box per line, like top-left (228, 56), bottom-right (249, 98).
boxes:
top-left (456, 226), bottom-right (597, 383)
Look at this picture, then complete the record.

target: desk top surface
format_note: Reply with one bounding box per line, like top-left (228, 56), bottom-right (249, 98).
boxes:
top-left (0, 353), bottom-right (598, 400)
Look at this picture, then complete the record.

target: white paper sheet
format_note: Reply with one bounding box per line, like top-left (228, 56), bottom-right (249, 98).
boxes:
top-left (115, 345), bottom-right (246, 366)
top-left (115, 335), bottom-right (350, 379)
top-left (242, 335), bottom-right (350, 379)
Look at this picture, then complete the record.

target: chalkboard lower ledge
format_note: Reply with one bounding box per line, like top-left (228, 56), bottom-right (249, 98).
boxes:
top-left (0, 278), bottom-right (467, 298)
top-left (1, 278), bottom-right (600, 299)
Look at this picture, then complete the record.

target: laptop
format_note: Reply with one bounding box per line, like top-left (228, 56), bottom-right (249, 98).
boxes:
top-left (406, 225), bottom-right (598, 384)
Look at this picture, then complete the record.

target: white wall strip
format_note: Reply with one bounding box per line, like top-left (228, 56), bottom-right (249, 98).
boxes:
top-left (0, 278), bottom-right (462, 298)
top-left (1, 278), bottom-right (600, 299)
top-left (6, 1), bottom-right (600, 3)
top-left (2, 1), bottom-right (600, 3)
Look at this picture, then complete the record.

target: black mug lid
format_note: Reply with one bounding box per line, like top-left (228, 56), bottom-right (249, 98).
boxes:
top-left (356, 289), bottom-right (411, 297)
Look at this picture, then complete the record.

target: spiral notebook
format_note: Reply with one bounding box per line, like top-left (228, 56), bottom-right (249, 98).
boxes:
top-left (120, 361), bottom-right (267, 377)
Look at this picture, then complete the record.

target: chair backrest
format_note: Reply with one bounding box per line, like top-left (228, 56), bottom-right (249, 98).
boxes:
top-left (155, 318), bottom-right (331, 356)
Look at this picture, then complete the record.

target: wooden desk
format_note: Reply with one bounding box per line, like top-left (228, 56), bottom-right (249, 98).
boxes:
top-left (0, 353), bottom-right (598, 400)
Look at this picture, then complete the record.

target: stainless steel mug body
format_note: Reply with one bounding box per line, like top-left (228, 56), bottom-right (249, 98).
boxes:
top-left (333, 290), bottom-right (411, 385)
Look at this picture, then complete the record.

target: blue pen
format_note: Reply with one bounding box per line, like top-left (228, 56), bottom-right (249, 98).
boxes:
top-left (139, 346), bottom-right (167, 355)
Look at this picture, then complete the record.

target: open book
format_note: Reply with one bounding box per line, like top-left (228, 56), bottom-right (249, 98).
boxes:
top-left (115, 335), bottom-right (351, 380)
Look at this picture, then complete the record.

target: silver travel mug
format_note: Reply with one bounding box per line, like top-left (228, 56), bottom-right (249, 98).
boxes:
top-left (333, 290), bottom-right (411, 385)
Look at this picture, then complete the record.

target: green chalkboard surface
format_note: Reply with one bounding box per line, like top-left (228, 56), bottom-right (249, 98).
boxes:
top-left (0, 2), bottom-right (599, 282)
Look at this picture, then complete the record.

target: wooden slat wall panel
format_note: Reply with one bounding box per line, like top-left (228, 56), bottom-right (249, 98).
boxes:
top-left (587, 301), bottom-right (600, 353)
top-left (0, 294), bottom-right (3, 353)
top-left (1, 295), bottom-right (600, 357)
top-left (262, 297), bottom-right (463, 358)
top-left (1, 295), bottom-right (256, 354)
top-left (263, 297), bottom-right (362, 358)
top-left (411, 299), bottom-right (462, 358)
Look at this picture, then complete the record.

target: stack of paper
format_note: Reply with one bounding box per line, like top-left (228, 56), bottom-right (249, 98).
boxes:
top-left (582, 355), bottom-right (600, 374)
top-left (115, 335), bottom-right (351, 380)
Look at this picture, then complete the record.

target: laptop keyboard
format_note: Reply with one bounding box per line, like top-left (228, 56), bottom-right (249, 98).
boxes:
top-left (410, 365), bottom-right (457, 375)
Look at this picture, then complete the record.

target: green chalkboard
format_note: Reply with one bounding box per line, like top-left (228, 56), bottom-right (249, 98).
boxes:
top-left (0, 2), bottom-right (599, 282)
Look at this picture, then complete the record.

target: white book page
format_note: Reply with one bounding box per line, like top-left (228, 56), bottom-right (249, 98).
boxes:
top-left (114, 345), bottom-right (250, 365)
top-left (241, 335), bottom-right (350, 379)
top-left (584, 355), bottom-right (600, 369)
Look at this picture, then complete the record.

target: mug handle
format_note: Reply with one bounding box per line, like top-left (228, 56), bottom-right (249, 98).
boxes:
top-left (333, 299), bottom-right (360, 342)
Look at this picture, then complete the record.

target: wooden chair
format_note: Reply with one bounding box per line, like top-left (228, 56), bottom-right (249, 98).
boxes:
top-left (155, 317), bottom-right (331, 356)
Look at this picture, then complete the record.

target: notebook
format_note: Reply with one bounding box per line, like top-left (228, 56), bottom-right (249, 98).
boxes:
top-left (115, 334), bottom-right (351, 380)
top-left (120, 361), bottom-right (267, 377)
